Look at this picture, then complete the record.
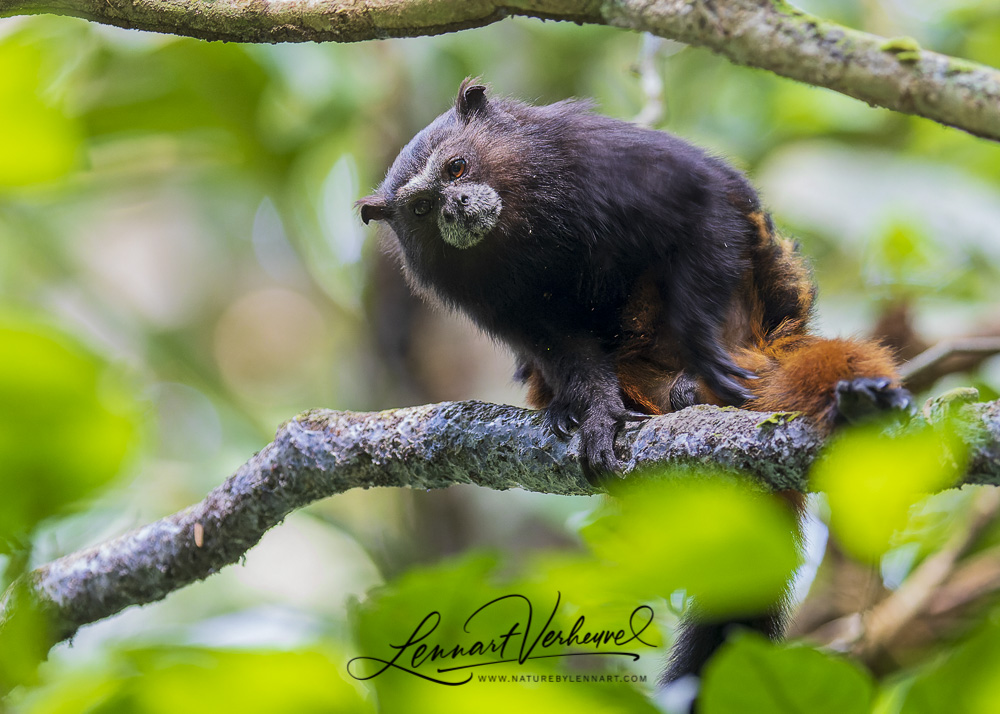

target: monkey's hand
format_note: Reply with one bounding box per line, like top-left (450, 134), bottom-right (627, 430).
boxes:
top-left (546, 402), bottom-right (619, 480)
top-left (577, 407), bottom-right (628, 482)
top-left (545, 393), bottom-right (641, 481)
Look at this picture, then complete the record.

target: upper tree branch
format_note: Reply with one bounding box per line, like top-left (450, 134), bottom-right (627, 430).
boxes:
top-left (2, 397), bottom-right (999, 657)
top-left (1, 0), bottom-right (999, 141)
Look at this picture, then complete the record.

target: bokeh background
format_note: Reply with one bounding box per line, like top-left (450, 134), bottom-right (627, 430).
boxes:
top-left (2, 0), bottom-right (1000, 711)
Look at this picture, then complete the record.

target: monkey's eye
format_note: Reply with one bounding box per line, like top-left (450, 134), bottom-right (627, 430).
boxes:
top-left (447, 158), bottom-right (467, 180)
top-left (411, 198), bottom-right (433, 217)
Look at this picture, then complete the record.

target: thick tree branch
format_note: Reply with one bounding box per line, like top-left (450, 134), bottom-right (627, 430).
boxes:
top-left (2, 0), bottom-right (999, 141)
top-left (2, 397), bottom-right (999, 657)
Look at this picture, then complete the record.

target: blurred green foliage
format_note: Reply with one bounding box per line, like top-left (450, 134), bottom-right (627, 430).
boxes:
top-left (0, 39), bottom-right (82, 188)
top-left (350, 554), bottom-right (661, 713)
top-left (897, 621), bottom-right (1000, 714)
top-left (0, 317), bottom-right (138, 548)
top-left (578, 477), bottom-right (799, 617)
top-left (16, 647), bottom-right (370, 714)
top-left (813, 423), bottom-right (967, 563)
top-left (1, 0), bottom-right (1000, 711)
top-left (0, 584), bottom-right (50, 693)
top-left (701, 632), bottom-right (875, 713)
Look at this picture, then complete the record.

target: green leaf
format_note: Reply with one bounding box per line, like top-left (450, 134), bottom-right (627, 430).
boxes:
top-left (19, 647), bottom-right (373, 714)
top-left (581, 475), bottom-right (799, 617)
top-left (0, 37), bottom-right (82, 188)
top-left (0, 583), bottom-right (50, 691)
top-left (866, 219), bottom-right (944, 292)
top-left (811, 424), bottom-right (966, 563)
top-left (349, 554), bottom-right (659, 713)
top-left (701, 633), bottom-right (874, 714)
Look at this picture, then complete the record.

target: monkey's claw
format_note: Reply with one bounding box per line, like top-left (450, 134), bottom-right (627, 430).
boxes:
top-left (545, 402), bottom-right (581, 439)
top-left (703, 369), bottom-right (756, 406)
top-left (834, 378), bottom-right (915, 426)
top-left (622, 410), bottom-right (652, 422)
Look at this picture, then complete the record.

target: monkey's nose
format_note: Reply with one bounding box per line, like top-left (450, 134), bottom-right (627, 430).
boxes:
top-left (459, 194), bottom-right (470, 205)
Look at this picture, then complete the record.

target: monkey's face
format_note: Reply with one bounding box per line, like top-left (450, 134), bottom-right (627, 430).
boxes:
top-left (359, 135), bottom-right (502, 251)
top-left (437, 182), bottom-right (502, 249)
top-left (393, 150), bottom-right (502, 251)
top-left (358, 80), bottom-right (510, 253)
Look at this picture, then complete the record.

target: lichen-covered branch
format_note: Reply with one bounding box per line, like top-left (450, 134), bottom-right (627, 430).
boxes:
top-left (0, 0), bottom-right (998, 141)
top-left (1, 397), bottom-right (999, 656)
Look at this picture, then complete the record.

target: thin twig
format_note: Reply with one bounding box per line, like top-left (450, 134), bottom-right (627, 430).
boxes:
top-left (901, 337), bottom-right (1000, 385)
top-left (853, 488), bottom-right (1000, 661)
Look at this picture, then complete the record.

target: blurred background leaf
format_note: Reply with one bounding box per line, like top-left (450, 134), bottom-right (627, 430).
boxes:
top-left (0, 315), bottom-right (139, 549)
top-left (812, 423), bottom-right (968, 563)
top-left (349, 553), bottom-right (662, 712)
top-left (896, 620), bottom-right (1000, 714)
top-left (578, 476), bottom-right (799, 618)
top-left (15, 646), bottom-right (372, 714)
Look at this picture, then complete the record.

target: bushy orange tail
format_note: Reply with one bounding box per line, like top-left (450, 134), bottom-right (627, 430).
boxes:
top-left (735, 335), bottom-right (902, 423)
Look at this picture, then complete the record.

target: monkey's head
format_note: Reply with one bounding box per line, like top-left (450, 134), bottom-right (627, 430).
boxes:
top-left (357, 79), bottom-right (505, 251)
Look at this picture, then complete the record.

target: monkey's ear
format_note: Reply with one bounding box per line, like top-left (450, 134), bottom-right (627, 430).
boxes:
top-left (356, 195), bottom-right (389, 224)
top-left (456, 77), bottom-right (488, 121)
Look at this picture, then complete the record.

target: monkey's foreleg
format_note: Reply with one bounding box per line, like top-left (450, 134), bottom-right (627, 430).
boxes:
top-left (526, 343), bottom-right (634, 480)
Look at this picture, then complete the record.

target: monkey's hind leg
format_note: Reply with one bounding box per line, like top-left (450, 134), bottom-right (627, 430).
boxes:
top-left (742, 336), bottom-right (914, 427)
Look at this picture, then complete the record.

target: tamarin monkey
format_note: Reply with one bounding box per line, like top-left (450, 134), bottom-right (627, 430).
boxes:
top-left (358, 79), bottom-right (913, 690)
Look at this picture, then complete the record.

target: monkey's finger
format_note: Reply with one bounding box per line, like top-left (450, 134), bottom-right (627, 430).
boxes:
top-left (558, 413), bottom-right (581, 433)
top-left (581, 446), bottom-right (621, 484)
top-left (543, 411), bottom-right (564, 438)
top-left (577, 417), bottom-right (623, 482)
top-left (621, 411), bottom-right (652, 422)
top-left (886, 390), bottom-right (916, 413)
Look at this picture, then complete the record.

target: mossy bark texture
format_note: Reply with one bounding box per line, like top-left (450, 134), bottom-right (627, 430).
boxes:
top-left (2, 398), bottom-right (998, 654)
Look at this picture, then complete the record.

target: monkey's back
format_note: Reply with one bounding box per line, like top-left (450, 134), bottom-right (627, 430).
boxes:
top-left (503, 102), bottom-right (815, 354)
